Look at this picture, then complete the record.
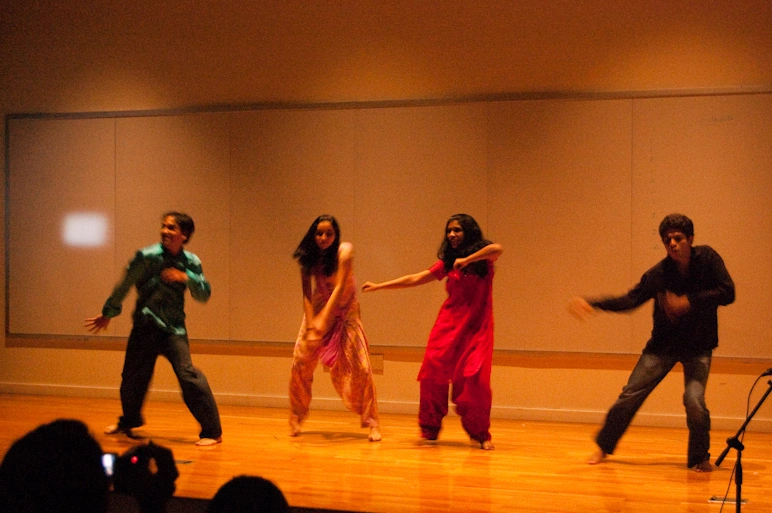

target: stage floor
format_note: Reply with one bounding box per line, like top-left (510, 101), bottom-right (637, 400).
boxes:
top-left (1, 393), bottom-right (771, 512)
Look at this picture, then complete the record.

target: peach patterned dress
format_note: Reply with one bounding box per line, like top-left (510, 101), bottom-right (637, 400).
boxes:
top-left (289, 266), bottom-right (380, 431)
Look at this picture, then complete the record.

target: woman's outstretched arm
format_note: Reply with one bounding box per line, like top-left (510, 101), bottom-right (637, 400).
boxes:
top-left (362, 269), bottom-right (435, 293)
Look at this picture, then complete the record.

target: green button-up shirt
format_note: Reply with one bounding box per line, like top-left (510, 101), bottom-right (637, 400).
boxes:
top-left (102, 243), bottom-right (211, 335)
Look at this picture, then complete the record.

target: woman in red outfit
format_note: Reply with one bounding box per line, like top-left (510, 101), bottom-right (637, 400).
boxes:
top-left (362, 214), bottom-right (502, 449)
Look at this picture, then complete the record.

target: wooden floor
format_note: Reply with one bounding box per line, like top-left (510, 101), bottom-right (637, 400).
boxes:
top-left (1, 394), bottom-right (771, 512)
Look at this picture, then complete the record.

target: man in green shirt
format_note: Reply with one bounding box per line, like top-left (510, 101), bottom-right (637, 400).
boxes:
top-left (86, 212), bottom-right (222, 446)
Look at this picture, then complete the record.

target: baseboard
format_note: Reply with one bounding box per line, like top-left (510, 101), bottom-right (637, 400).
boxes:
top-left (2, 382), bottom-right (769, 432)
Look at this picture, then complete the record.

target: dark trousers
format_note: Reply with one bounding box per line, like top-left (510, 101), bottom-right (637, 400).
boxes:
top-left (596, 349), bottom-right (712, 468)
top-left (117, 323), bottom-right (222, 439)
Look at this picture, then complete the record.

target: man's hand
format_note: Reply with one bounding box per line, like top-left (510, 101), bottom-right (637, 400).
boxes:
top-left (161, 268), bottom-right (188, 284)
top-left (113, 441), bottom-right (179, 513)
top-left (568, 296), bottom-right (596, 321)
top-left (658, 291), bottom-right (691, 321)
top-left (85, 315), bottom-right (111, 333)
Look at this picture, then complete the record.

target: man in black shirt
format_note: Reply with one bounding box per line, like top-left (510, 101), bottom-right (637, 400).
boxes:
top-left (570, 213), bottom-right (735, 472)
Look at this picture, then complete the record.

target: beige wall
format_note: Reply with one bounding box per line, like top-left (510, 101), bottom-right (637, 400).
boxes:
top-left (2, 1), bottom-right (772, 432)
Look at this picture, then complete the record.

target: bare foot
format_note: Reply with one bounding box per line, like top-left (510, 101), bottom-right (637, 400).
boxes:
top-left (588, 448), bottom-right (607, 465)
top-left (289, 418), bottom-right (301, 437)
top-left (368, 427), bottom-right (382, 442)
top-left (104, 424), bottom-right (137, 438)
top-left (196, 437), bottom-right (222, 447)
top-left (480, 440), bottom-right (495, 450)
top-left (104, 424), bottom-right (129, 435)
top-left (691, 460), bottom-right (713, 473)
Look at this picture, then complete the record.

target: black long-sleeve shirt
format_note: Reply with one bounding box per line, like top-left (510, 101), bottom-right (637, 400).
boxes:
top-left (589, 245), bottom-right (735, 355)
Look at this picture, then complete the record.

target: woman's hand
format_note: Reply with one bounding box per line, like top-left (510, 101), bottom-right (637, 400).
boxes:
top-left (305, 326), bottom-right (323, 341)
top-left (453, 257), bottom-right (468, 271)
top-left (361, 281), bottom-right (378, 292)
top-left (306, 316), bottom-right (327, 340)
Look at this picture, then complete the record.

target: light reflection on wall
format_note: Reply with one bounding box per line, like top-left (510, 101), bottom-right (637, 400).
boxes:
top-left (62, 212), bottom-right (108, 247)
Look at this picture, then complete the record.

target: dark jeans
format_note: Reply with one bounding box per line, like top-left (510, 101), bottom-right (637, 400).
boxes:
top-left (117, 323), bottom-right (222, 439)
top-left (596, 349), bottom-right (712, 468)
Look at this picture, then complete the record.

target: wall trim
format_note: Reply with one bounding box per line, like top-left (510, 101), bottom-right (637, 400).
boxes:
top-left (5, 333), bottom-right (771, 375)
top-left (1, 383), bottom-right (769, 432)
top-left (5, 86), bottom-right (772, 121)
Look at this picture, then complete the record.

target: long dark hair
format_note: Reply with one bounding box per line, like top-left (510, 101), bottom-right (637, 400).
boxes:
top-left (438, 213), bottom-right (492, 277)
top-left (293, 215), bottom-right (341, 276)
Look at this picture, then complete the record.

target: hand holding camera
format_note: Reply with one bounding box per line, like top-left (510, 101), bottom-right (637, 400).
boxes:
top-left (111, 441), bottom-right (179, 513)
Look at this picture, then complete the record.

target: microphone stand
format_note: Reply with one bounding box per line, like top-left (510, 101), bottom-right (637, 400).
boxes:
top-left (714, 379), bottom-right (772, 513)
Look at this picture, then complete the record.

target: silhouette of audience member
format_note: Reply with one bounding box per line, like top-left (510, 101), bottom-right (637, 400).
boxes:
top-left (206, 475), bottom-right (289, 513)
top-left (0, 418), bottom-right (110, 513)
top-left (113, 441), bottom-right (179, 513)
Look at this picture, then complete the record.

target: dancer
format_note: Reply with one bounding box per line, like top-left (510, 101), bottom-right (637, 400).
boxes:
top-left (289, 215), bottom-right (381, 441)
top-left (362, 214), bottom-right (502, 450)
top-left (569, 213), bottom-right (734, 472)
top-left (85, 212), bottom-right (222, 446)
